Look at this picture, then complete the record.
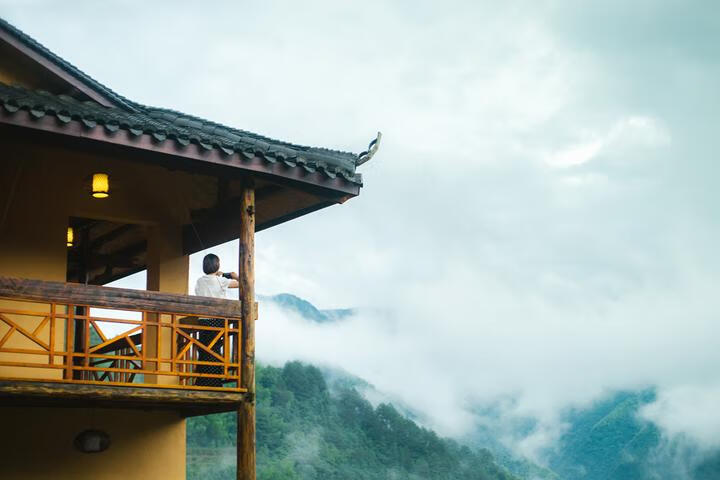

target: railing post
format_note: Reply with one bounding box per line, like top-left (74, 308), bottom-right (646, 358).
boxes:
top-left (238, 179), bottom-right (256, 480)
top-left (64, 304), bottom-right (74, 380)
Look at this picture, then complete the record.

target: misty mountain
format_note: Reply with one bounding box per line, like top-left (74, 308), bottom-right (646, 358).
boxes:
top-left (187, 362), bottom-right (720, 480)
top-left (546, 390), bottom-right (660, 479)
top-left (261, 293), bottom-right (720, 480)
top-left (259, 293), bottom-right (355, 324)
top-left (543, 391), bottom-right (720, 480)
top-left (468, 390), bottom-right (720, 480)
top-left (187, 362), bottom-right (518, 480)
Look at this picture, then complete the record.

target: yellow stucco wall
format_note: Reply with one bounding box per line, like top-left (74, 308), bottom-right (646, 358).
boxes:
top-left (0, 406), bottom-right (186, 480)
top-left (0, 142), bottom-right (196, 280)
top-left (146, 224), bottom-right (189, 384)
top-left (0, 132), bottom-right (194, 479)
top-left (0, 143), bottom-right (191, 384)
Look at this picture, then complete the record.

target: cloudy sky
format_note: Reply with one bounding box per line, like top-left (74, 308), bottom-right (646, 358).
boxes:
top-left (3, 0), bottom-right (719, 461)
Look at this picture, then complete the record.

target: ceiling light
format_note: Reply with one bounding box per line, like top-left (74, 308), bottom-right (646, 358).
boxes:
top-left (91, 173), bottom-right (110, 198)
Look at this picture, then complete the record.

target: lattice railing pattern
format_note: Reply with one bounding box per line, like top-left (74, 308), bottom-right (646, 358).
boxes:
top-left (0, 295), bottom-right (243, 392)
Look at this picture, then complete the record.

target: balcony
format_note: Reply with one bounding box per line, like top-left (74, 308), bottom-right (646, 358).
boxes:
top-left (0, 276), bottom-right (248, 415)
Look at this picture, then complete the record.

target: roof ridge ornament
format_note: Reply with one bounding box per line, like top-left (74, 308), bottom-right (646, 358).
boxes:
top-left (356, 132), bottom-right (382, 166)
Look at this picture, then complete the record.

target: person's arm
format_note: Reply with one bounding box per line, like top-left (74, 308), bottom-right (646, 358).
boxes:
top-left (221, 272), bottom-right (239, 289)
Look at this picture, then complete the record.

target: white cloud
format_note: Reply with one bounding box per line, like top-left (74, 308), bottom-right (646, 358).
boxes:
top-left (641, 385), bottom-right (720, 451)
top-left (4, 0), bottom-right (719, 458)
top-left (546, 115), bottom-right (670, 168)
top-left (548, 138), bottom-right (604, 167)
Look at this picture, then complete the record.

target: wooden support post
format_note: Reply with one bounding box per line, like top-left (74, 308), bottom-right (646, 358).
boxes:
top-left (238, 180), bottom-right (256, 480)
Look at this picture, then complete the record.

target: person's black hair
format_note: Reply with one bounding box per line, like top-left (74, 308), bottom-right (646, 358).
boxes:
top-left (203, 253), bottom-right (220, 274)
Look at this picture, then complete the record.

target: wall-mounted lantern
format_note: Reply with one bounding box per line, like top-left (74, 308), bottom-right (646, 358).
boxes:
top-left (91, 173), bottom-right (110, 198)
top-left (74, 429), bottom-right (111, 454)
top-left (66, 227), bottom-right (74, 247)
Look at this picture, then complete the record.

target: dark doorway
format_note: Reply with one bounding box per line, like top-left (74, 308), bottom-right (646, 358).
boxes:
top-left (66, 217), bottom-right (146, 286)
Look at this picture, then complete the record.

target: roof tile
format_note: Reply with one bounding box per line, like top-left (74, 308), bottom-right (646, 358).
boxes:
top-left (0, 18), bottom-right (368, 186)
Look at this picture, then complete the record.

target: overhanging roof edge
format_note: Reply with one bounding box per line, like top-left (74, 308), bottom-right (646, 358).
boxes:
top-left (0, 109), bottom-right (363, 197)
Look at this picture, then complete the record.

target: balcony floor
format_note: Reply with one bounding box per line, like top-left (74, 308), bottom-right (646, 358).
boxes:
top-left (0, 380), bottom-right (248, 417)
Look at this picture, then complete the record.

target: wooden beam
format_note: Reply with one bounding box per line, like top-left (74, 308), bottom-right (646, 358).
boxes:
top-left (0, 276), bottom-right (242, 318)
top-left (238, 180), bottom-right (256, 480)
top-left (68, 240), bottom-right (147, 284)
top-left (88, 264), bottom-right (143, 286)
top-left (88, 264), bottom-right (146, 288)
top-left (0, 380), bottom-right (246, 412)
top-left (182, 185), bottom-right (283, 254)
top-left (183, 187), bottom-right (344, 255)
top-left (256, 200), bottom-right (337, 232)
top-left (89, 224), bottom-right (138, 250)
top-left (87, 241), bottom-right (147, 267)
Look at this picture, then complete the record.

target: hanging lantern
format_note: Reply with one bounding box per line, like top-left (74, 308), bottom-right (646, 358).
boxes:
top-left (67, 227), bottom-right (74, 247)
top-left (91, 173), bottom-right (110, 198)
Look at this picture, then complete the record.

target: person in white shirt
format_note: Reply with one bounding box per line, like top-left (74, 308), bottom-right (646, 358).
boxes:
top-left (193, 253), bottom-right (238, 386)
top-left (195, 253), bottom-right (239, 298)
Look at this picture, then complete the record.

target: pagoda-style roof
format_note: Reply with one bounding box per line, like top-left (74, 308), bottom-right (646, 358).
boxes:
top-left (0, 82), bottom-right (362, 184)
top-left (0, 16), bottom-right (380, 284)
top-left (0, 17), bottom-right (378, 194)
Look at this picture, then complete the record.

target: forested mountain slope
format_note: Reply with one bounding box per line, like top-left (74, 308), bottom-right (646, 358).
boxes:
top-left (189, 292), bottom-right (720, 480)
top-left (187, 362), bottom-right (518, 480)
top-left (544, 391), bottom-right (720, 480)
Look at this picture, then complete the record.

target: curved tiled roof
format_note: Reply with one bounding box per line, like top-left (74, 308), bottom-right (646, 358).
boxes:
top-left (0, 17), bottom-right (364, 184)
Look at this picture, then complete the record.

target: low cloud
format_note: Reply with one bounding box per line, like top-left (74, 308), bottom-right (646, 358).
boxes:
top-left (641, 385), bottom-right (720, 451)
top-left (7, 0), bottom-right (719, 460)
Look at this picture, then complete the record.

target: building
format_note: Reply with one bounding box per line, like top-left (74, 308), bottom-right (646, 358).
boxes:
top-left (0, 17), bottom-right (376, 480)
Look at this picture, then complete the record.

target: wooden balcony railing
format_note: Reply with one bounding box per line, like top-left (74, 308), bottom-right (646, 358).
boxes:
top-left (0, 276), bottom-right (245, 392)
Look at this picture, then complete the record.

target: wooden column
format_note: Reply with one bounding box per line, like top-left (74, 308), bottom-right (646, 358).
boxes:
top-left (238, 181), bottom-right (256, 480)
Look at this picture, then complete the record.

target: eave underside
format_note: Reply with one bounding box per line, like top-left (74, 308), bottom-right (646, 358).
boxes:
top-left (0, 121), bottom-right (357, 284)
top-left (0, 109), bottom-right (361, 197)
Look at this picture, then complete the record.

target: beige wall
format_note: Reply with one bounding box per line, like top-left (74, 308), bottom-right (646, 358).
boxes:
top-left (146, 224), bottom-right (189, 385)
top-left (147, 224), bottom-right (189, 295)
top-left (0, 406), bottom-right (185, 480)
top-left (0, 143), bottom-right (191, 383)
top-left (0, 135), bottom-right (193, 479)
top-left (0, 144), bottom-right (191, 281)
top-left (0, 150), bottom-right (68, 282)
